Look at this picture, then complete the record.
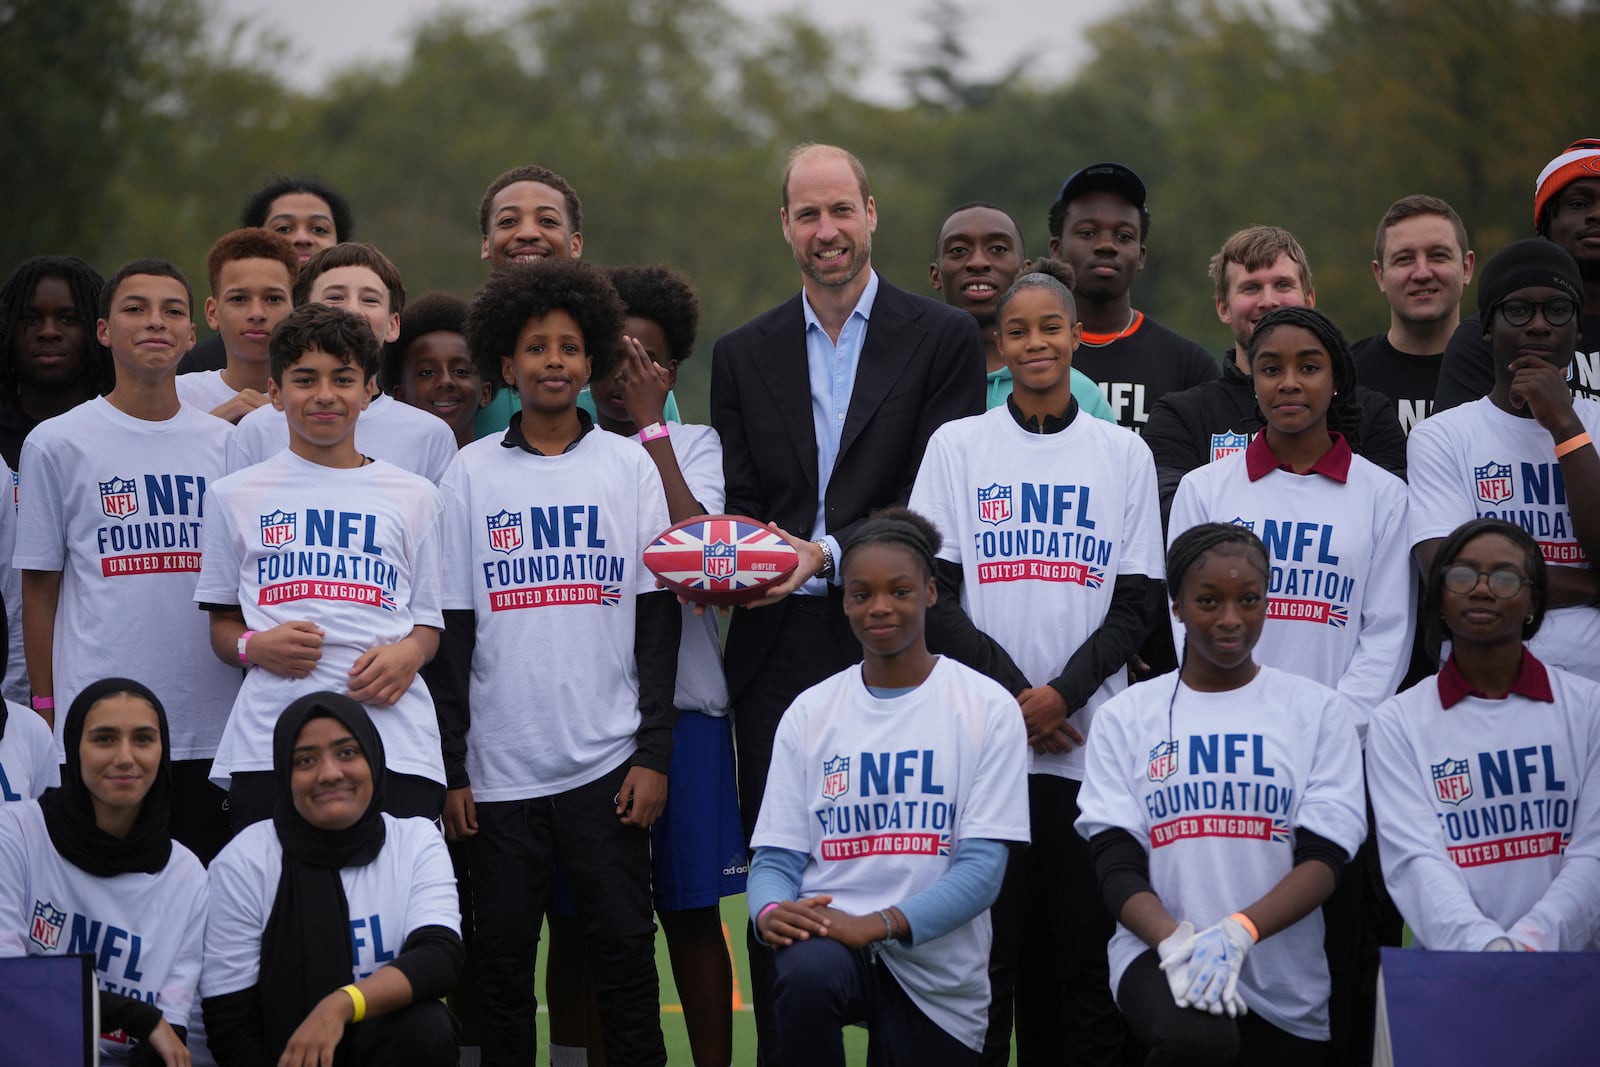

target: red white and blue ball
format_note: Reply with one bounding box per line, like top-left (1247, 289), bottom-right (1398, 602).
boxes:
top-left (644, 515), bottom-right (799, 606)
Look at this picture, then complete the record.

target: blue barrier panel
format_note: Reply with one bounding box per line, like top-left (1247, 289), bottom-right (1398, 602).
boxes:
top-left (0, 953), bottom-right (96, 1065)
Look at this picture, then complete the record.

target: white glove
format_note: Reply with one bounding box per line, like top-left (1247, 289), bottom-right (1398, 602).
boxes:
top-left (1483, 936), bottom-right (1523, 951)
top-left (1183, 916), bottom-right (1255, 1015)
top-left (1156, 921), bottom-right (1198, 1008)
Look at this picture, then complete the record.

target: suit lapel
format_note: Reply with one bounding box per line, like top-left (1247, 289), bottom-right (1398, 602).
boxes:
top-left (749, 296), bottom-right (820, 492)
top-left (838, 281), bottom-right (921, 460)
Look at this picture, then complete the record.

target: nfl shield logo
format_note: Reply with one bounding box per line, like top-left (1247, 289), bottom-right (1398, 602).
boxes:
top-left (1229, 516), bottom-right (1255, 532)
top-left (1147, 739), bottom-right (1179, 782)
top-left (1210, 431), bottom-right (1248, 463)
top-left (260, 508), bottom-right (297, 549)
top-left (486, 509), bottom-right (523, 555)
top-left (98, 476), bottom-right (139, 520)
top-left (29, 900), bottom-right (64, 951)
top-left (1474, 462), bottom-right (1514, 505)
top-left (1431, 756), bottom-right (1473, 805)
top-left (703, 540), bottom-right (736, 580)
top-left (977, 483), bottom-right (1012, 526)
top-left (822, 755), bottom-right (849, 800)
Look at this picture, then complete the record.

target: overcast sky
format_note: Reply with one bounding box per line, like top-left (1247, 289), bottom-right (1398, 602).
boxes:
top-left (211, 0), bottom-right (1174, 102)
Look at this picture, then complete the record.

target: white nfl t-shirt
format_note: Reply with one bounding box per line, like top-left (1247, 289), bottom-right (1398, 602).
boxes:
top-left (1076, 666), bottom-right (1366, 1041)
top-left (228, 393), bottom-right (456, 483)
top-left (1168, 446), bottom-right (1413, 735)
top-left (175, 370), bottom-right (242, 415)
top-left (0, 801), bottom-right (207, 1062)
top-left (202, 814), bottom-right (459, 997)
top-left (194, 451), bottom-right (446, 786)
top-left (1367, 664), bottom-right (1600, 952)
top-left (1407, 397), bottom-right (1600, 680)
top-left (752, 657), bottom-right (1030, 1052)
top-left (0, 701), bottom-right (57, 801)
top-left (439, 427), bottom-right (670, 799)
top-left (13, 398), bottom-right (242, 760)
top-left (0, 460), bottom-right (27, 704)
top-left (909, 405), bottom-right (1164, 779)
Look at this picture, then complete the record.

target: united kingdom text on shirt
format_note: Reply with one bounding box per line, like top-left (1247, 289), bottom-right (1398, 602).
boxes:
top-left (13, 397), bottom-right (241, 760)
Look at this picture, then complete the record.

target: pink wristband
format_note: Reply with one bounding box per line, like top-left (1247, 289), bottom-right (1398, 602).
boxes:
top-left (757, 902), bottom-right (781, 925)
top-left (238, 630), bottom-right (256, 666)
top-left (30, 696), bottom-right (53, 711)
top-left (639, 422), bottom-right (670, 443)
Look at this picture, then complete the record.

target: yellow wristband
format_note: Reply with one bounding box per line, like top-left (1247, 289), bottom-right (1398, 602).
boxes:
top-left (341, 983), bottom-right (366, 1023)
top-left (1555, 432), bottom-right (1592, 458)
top-left (1230, 912), bottom-right (1260, 943)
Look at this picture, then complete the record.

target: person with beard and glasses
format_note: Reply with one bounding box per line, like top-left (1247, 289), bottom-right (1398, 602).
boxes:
top-left (710, 142), bottom-right (984, 1067)
top-left (0, 679), bottom-right (207, 1066)
top-left (1045, 163), bottom-right (1218, 433)
top-left (1436, 139), bottom-right (1600, 409)
top-left (1144, 227), bottom-right (1406, 525)
top-left (929, 202), bottom-right (1115, 422)
top-left (201, 693), bottom-right (461, 1067)
top-left (1353, 196), bottom-right (1476, 434)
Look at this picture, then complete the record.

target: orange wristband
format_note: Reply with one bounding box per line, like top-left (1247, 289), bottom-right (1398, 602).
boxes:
top-left (1555, 432), bottom-right (1592, 458)
top-left (1230, 912), bottom-right (1260, 943)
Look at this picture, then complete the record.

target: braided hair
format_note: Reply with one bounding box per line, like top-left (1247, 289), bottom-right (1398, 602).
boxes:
top-left (994, 257), bottom-right (1077, 322)
top-left (1246, 305), bottom-right (1363, 455)
top-left (1163, 522), bottom-right (1272, 736)
top-left (0, 255), bottom-right (112, 408)
top-left (840, 507), bottom-right (942, 583)
top-left (1420, 518), bottom-right (1547, 665)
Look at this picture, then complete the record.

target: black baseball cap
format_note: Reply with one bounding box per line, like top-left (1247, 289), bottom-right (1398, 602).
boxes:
top-left (1054, 163), bottom-right (1147, 210)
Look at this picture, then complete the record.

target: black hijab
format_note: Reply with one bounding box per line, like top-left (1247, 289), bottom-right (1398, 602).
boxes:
top-left (259, 692), bottom-right (387, 1053)
top-left (39, 678), bottom-right (173, 877)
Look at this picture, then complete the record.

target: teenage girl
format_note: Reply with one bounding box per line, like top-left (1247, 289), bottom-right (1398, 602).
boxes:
top-left (1077, 523), bottom-right (1367, 1065)
top-left (747, 509), bottom-right (1029, 1067)
top-left (1367, 518), bottom-right (1600, 951)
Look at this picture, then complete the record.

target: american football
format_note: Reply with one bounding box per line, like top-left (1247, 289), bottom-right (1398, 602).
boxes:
top-left (644, 515), bottom-right (801, 606)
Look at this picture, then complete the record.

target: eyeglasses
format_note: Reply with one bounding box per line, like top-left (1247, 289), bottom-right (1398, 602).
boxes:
top-left (1442, 565), bottom-right (1532, 599)
top-left (1492, 298), bottom-right (1577, 328)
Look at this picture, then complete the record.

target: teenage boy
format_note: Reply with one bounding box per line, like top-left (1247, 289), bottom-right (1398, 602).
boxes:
top-left (1411, 238), bottom-right (1600, 681)
top-left (434, 259), bottom-right (677, 1067)
top-left (930, 202), bottom-right (1116, 422)
top-left (1437, 139), bottom-right (1600, 410)
top-left (1352, 196), bottom-right (1475, 433)
top-left (194, 302), bottom-right (447, 828)
top-left (177, 228), bottom-right (298, 424)
top-left (179, 174), bottom-right (353, 373)
top-left (1045, 163), bottom-right (1217, 431)
top-left (471, 164), bottom-right (682, 439)
top-left (0, 255), bottom-right (112, 469)
top-left (227, 243), bottom-right (456, 482)
top-left (14, 258), bottom-right (240, 861)
top-left (1144, 226), bottom-right (1406, 522)
top-left (385, 293), bottom-right (491, 449)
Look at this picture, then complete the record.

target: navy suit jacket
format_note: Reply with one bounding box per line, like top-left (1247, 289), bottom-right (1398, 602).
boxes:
top-left (709, 277), bottom-right (985, 696)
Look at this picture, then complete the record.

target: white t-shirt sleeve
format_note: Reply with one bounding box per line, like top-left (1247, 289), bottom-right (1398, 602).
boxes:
top-left (419, 425), bottom-right (456, 485)
top-left (1507, 706), bottom-right (1600, 950)
top-left (1293, 692), bottom-right (1367, 858)
top-left (12, 438), bottom-right (65, 571)
top-left (1405, 418), bottom-right (1475, 548)
top-left (0, 806), bottom-right (29, 958)
top-left (1366, 699), bottom-right (1506, 950)
top-left (959, 689), bottom-right (1030, 844)
top-left (634, 456), bottom-right (671, 596)
top-left (908, 429), bottom-right (962, 566)
top-left (1339, 477), bottom-right (1414, 734)
top-left (158, 865), bottom-right (208, 1027)
top-left (193, 482), bottom-right (242, 606)
top-left (676, 426), bottom-right (725, 514)
top-left (1118, 438), bottom-right (1165, 579)
top-left (436, 456), bottom-right (475, 612)
top-left (1074, 694), bottom-right (1147, 842)
top-left (201, 835), bottom-right (271, 996)
top-left (399, 820), bottom-right (461, 937)
top-left (407, 491), bottom-right (446, 630)
top-left (750, 706), bottom-right (813, 855)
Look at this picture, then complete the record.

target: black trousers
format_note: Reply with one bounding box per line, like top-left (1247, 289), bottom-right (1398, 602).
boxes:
top-left (227, 768), bottom-right (444, 832)
top-left (1014, 774), bottom-right (1126, 1066)
top-left (336, 998), bottom-right (459, 1066)
top-left (470, 761), bottom-right (665, 1067)
top-left (773, 936), bottom-right (981, 1067)
top-left (169, 758), bottom-right (231, 864)
top-left (732, 594), bottom-right (861, 1067)
top-left (1117, 950), bottom-right (1328, 1066)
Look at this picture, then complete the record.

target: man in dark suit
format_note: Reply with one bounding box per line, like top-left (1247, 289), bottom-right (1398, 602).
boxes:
top-left (711, 143), bottom-right (985, 1063)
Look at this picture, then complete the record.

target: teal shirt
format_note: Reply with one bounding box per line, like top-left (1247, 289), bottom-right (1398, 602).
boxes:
top-left (986, 365), bottom-right (1116, 422)
top-left (472, 386), bottom-right (682, 439)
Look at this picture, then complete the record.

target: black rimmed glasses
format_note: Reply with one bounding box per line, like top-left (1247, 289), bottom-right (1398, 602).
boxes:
top-left (1491, 297), bottom-right (1577, 328)
top-left (1442, 565), bottom-right (1532, 598)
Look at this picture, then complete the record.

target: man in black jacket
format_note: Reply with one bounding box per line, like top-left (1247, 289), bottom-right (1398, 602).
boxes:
top-left (1144, 225), bottom-right (1406, 525)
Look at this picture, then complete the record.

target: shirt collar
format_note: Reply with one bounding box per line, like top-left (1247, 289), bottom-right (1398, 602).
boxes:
top-left (1244, 430), bottom-right (1352, 483)
top-left (1005, 392), bottom-right (1079, 434)
top-left (501, 407), bottom-right (594, 456)
top-left (1437, 649), bottom-right (1554, 709)
top-left (800, 269), bottom-right (879, 333)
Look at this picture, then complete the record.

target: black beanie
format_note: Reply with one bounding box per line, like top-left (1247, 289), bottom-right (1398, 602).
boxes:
top-left (1477, 238), bottom-right (1584, 321)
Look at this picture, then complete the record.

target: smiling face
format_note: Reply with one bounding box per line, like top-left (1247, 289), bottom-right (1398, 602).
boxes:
top-left (482, 181), bottom-right (583, 270)
top-left (1173, 545), bottom-right (1268, 686)
top-left (97, 273), bottom-right (195, 381)
top-left (289, 715), bottom-right (374, 831)
top-left (395, 330), bottom-right (486, 441)
top-left (1217, 253), bottom-right (1313, 353)
top-left (1373, 214), bottom-right (1473, 328)
top-left (306, 266), bottom-right (399, 347)
top-left (932, 206), bottom-right (1024, 323)
top-left (79, 693), bottom-right (163, 833)
top-left (997, 284), bottom-right (1080, 401)
top-left (502, 309), bottom-right (591, 417)
top-left (1440, 532), bottom-right (1535, 651)
top-left (842, 542), bottom-right (934, 663)
top-left (1251, 323), bottom-right (1334, 439)
top-left (205, 257), bottom-right (294, 366)
top-left (591, 315), bottom-right (676, 429)
top-left (270, 346), bottom-right (372, 456)
top-left (781, 151), bottom-right (876, 293)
